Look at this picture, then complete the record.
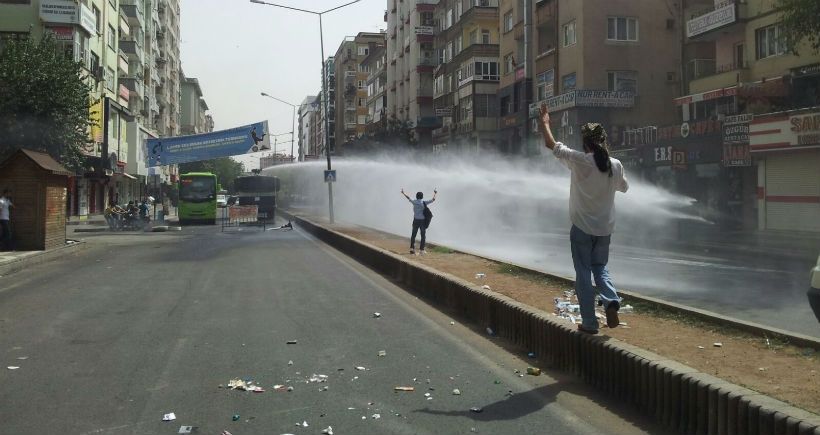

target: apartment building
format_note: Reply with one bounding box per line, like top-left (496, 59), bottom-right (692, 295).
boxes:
top-left (333, 32), bottom-right (385, 154)
top-left (431, 0), bottom-right (501, 153)
top-left (297, 95), bottom-right (319, 159)
top-left (661, 0), bottom-right (820, 232)
top-left (385, 0), bottom-right (439, 146)
top-left (179, 73), bottom-right (211, 135)
top-left (361, 45), bottom-right (388, 133)
top-left (153, 0), bottom-right (181, 138)
top-left (320, 57), bottom-right (336, 155)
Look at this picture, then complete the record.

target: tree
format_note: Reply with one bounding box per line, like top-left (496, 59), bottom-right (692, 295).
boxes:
top-left (0, 36), bottom-right (95, 171)
top-left (779, 0), bottom-right (820, 54)
top-left (179, 158), bottom-right (245, 192)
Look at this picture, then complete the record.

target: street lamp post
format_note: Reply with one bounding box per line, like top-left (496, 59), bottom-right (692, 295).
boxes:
top-left (250, 0), bottom-right (361, 224)
top-left (260, 92), bottom-right (296, 163)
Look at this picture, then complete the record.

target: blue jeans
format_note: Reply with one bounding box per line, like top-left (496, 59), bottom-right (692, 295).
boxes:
top-left (570, 225), bottom-right (621, 331)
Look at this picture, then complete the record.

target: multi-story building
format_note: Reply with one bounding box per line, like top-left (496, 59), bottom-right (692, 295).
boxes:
top-left (362, 45), bottom-right (388, 134)
top-left (297, 95), bottom-right (319, 159)
top-left (432, 0), bottom-right (501, 153)
top-left (179, 73), bottom-right (210, 135)
top-left (319, 57), bottom-right (337, 155)
top-left (496, 0), bottom-right (534, 155)
top-left (153, 0), bottom-right (180, 138)
top-left (385, 0), bottom-right (439, 146)
top-left (660, 0), bottom-right (820, 232)
top-left (333, 32), bottom-right (385, 154)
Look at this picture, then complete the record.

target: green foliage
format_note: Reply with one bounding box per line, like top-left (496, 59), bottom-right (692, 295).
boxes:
top-left (344, 114), bottom-right (418, 156)
top-left (0, 36), bottom-right (94, 171)
top-left (179, 157), bottom-right (245, 192)
top-left (778, 0), bottom-right (820, 53)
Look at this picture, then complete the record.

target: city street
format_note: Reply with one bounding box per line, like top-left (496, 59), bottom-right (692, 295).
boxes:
top-left (0, 224), bottom-right (663, 434)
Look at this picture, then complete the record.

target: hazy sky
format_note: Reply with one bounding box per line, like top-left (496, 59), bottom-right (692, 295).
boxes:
top-left (179, 0), bottom-right (386, 167)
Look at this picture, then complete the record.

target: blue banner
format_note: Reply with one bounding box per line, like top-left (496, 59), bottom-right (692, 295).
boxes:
top-left (145, 121), bottom-right (271, 167)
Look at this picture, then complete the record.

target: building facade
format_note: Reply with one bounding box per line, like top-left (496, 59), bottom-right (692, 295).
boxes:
top-left (297, 95), bottom-right (319, 159)
top-left (666, 0), bottom-right (820, 232)
top-left (320, 57), bottom-right (336, 155)
top-left (432, 0), bottom-right (501, 153)
top-left (333, 32), bottom-right (385, 154)
top-left (362, 45), bottom-right (388, 135)
top-left (385, 0), bottom-right (439, 146)
top-left (179, 73), bottom-right (210, 135)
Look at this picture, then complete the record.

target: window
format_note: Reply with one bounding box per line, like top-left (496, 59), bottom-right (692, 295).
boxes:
top-left (446, 41), bottom-right (453, 61)
top-left (358, 64), bottom-right (370, 73)
top-left (504, 11), bottom-right (514, 32)
top-left (607, 70), bottom-right (637, 93)
top-left (0, 32), bottom-right (28, 53)
top-left (562, 72), bottom-right (576, 92)
top-left (90, 51), bottom-right (100, 74)
top-left (470, 29), bottom-right (478, 45)
top-left (756, 24), bottom-right (786, 59)
top-left (536, 69), bottom-right (555, 101)
top-left (481, 30), bottom-right (491, 44)
top-left (358, 46), bottom-right (369, 56)
top-left (607, 17), bottom-right (638, 42)
top-left (504, 53), bottom-right (515, 74)
top-left (358, 80), bottom-right (365, 89)
top-left (421, 11), bottom-right (434, 26)
top-left (475, 60), bottom-right (499, 80)
top-left (456, 0), bottom-right (463, 18)
top-left (562, 20), bottom-right (576, 46)
top-left (474, 94), bottom-right (498, 118)
top-left (108, 25), bottom-right (116, 49)
top-left (358, 98), bottom-right (365, 107)
top-left (105, 67), bottom-right (115, 91)
top-left (446, 8), bottom-right (453, 28)
top-left (455, 35), bottom-right (462, 54)
top-left (93, 6), bottom-right (101, 33)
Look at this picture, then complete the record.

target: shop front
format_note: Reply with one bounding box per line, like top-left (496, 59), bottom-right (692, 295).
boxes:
top-left (751, 109), bottom-right (820, 233)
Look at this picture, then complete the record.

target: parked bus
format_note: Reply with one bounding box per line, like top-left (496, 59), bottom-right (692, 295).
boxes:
top-left (178, 172), bottom-right (218, 225)
top-left (233, 175), bottom-right (280, 221)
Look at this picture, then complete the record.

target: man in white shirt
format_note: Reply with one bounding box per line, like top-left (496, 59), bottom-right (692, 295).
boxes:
top-left (0, 188), bottom-right (14, 251)
top-left (400, 188), bottom-right (437, 255)
top-left (538, 104), bottom-right (629, 335)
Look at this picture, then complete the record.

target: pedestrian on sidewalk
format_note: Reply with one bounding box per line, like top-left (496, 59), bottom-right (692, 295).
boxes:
top-left (0, 188), bottom-right (14, 251)
top-left (538, 103), bottom-right (629, 334)
top-left (401, 188), bottom-right (437, 255)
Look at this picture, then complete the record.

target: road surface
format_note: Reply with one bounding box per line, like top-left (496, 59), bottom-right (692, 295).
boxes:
top-left (0, 224), bottom-right (663, 434)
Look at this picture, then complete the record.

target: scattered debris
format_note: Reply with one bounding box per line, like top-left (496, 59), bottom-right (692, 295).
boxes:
top-left (16, 356), bottom-right (28, 360)
top-left (227, 378), bottom-right (264, 392)
top-left (372, 414), bottom-right (381, 419)
top-left (287, 386), bottom-right (294, 392)
top-left (527, 352), bottom-right (535, 359)
top-left (449, 321), bottom-right (455, 325)
top-left (355, 366), bottom-right (367, 371)
top-left (309, 374), bottom-right (329, 383)
top-left (526, 367), bottom-right (541, 376)
top-left (759, 367), bottom-right (767, 371)
top-left (321, 427), bottom-right (334, 435)
top-left (713, 342), bottom-right (723, 348)
top-left (232, 415), bottom-right (240, 422)
top-left (373, 312), bottom-right (382, 318)
top-left (286, 340), bottom-right (298, 344)
top-left (424, 393), bottom-right (431, 398)
top-left (475, 273), bottom-right (486, 279)
top-left (162, 413), bottom-right (177, 421)
top-left (486, 327), bottom-right (494, 336)
top-left (620, 304), bottom-right (635, 314)
top-left (220, 431), bottom-right (233, 435)
top-left (697, 346), bottom-right (705, 349)
top-left (394, 386), bottom-right (415, 392)
top-left (470, 407), bottom-right (483, 413)
top-left (302, 421), bottom-right (309, 427)
top-left (7, 366), bottom-right (19, 370)
top-left (378, 350), bottom-right (387, 357)
top-left (452, 389), bottom-right (461, 395)
top-left (288, 360), bottom-right (293, 366)
top-left (177, 426), bottom-right (195, 434)
top-left (482, 285), bottom-right (491, 290)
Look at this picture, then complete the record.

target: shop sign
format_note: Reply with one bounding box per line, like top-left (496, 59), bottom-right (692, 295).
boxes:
top-left (435, 107), bottom-right (453, 117)
top-left (687, 2), bottom-right (736, 38)
top-left (657, 119), bottom-right (721, 141)
top-left (738, 78), bottom-right (788, 98)
top-left (672, 150), bottom-right (687, 169)
top-left (792, 63), bottom-right (820, 77)
top-left (723, 143), bottom-right (751, 166)
top-left (515, 67), bottom-right (525, 82)
top-left (45, 26), bottom-right (73, 41)
top-left (723, 121), bottom-right (750, 145)
top-left (40, 0), bottom-right (96, 34)
top-left (654, 146), bottom-right (673, 162)
top-left (415, 26), bottom-right (434, 35)
top-left (502, 115), bottom-right (519, 127)
top-left (791, 113), bottom-right (820, 146)
top-left (528, 90), bottom-right (635, 115)
top-left (751, 111), bottom-right (820, 151)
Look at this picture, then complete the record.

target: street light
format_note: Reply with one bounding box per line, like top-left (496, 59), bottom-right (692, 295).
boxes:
top-left (250, 0), bottom-right (362, 224)
top-left (260, 92), bottom-right (297, 164)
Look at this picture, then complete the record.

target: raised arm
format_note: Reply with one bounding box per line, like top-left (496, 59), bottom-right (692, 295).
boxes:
top-left (538, 103), bottom-right (558, 150)
top-left (400, 188), bottom-right (412, 202)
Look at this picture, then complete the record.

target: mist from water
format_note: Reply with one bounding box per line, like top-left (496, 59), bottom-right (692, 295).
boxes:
top-left (266, 149), bottom-right (703, 274)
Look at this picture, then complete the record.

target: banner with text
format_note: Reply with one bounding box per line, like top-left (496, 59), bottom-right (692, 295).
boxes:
top-left (145, 121), bottom-right (270, 167)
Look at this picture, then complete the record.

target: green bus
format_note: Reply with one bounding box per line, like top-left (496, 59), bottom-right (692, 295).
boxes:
top-left (178, 172), bottom-right (218, 225)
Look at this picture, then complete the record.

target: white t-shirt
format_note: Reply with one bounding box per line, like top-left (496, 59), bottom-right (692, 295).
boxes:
top-left (553, 143), bottom-right (629, 236)
top-left (0, 196), bottom-right (11, 221)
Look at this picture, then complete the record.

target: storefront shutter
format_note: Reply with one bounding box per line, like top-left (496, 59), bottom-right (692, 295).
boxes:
top-left (765, 150), bottom-right (820, 232)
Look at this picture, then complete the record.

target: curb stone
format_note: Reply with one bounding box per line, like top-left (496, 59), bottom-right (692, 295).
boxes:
top-left (285, 212), bottom-right (820, 435)
top-left (0, 241), bottom-right (88, 277)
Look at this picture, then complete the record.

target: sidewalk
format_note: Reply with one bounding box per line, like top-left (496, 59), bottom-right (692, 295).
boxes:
top-left (68, 205), bottom-right (178, 226)
top-left (0, 241), bottom-right (86, 277)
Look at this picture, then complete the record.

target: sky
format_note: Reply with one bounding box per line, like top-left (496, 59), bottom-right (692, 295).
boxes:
top-left (179, 0), bottom-right (386, 168)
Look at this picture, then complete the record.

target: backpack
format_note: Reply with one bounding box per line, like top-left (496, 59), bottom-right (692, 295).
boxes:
top-left (422, 204), bottom-right (433, 229)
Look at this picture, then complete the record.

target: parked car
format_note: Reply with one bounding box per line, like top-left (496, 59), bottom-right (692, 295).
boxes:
top-left (810, 254), bottom-right (820, 323)
top-left (216, 194), bottom-right (228, 208)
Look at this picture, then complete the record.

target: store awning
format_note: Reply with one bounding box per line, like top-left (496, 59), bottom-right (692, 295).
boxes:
top-left (674, 76), bottom-right (786, 106)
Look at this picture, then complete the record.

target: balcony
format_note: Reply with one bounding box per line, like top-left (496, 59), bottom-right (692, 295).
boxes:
top-left (451, 43), bottom-right (499, 67)
top-left (456, 0), bottom-right (499, 29)
top-left (689, 62), bottom-right (750, 94)
top-left (118, 50), bottom-right (129, 75)
top-left (120, 77), bottom-right (145, 99)
top-left (119, 40), bottom-right (144, 67)
top-left (121, 4), bottom-right (145, 28)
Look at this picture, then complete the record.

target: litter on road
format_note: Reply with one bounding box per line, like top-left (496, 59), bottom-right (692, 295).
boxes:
top-left (378, 350), bottom-right (387, 357)
top-left (475, 273), bottom-right (485, 279)
top-left (394, 386), bottom-right (415, 392)
top-left (321, 427), bottom-right (334, 435)
top-left (7, 366), bottom-right (19, 370)
top-left (526, 367), bottom-right (541, 376)
top-left (373, 312), bottom-right (381, 318)
top-left (714, 342), bottom-right (723, 347)
top-left (482, 285), bottom-right (491, 290)
top-left (309, 374), bottom-right (329, 383)
top-left (452, 389), bottom-right (461, 395)
top-left (372, 414), bottom-right (381, 419)
top-left (162, 413), bottom-right (177, 421)
top-left (470, 407), bottom-right (483, 413)
top-left (355, 366), bottom-right (367, 371)
top-left (286, 340), bottom-right (298, 344)
top-left (177, 426), bottom-right (195, 434)
top-left (232, 415), bottom-right (240, 421)
top-left (227, 378), bottom-right (264, 392)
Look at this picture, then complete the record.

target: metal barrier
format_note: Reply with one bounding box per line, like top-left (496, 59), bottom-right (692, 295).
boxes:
top-left (220, 205), bottom-right (267, 231)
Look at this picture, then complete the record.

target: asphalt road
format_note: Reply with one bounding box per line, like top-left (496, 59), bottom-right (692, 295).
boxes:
top-left (0, 224), bottom-right (664, 435)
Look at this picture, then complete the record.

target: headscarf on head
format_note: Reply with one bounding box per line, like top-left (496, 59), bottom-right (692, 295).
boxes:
top-left (581, 123), bottom-right (613, 177)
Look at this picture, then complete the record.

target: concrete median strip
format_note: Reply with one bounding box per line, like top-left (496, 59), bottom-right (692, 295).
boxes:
top-left (286, 213), bottom-right (820, 435)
